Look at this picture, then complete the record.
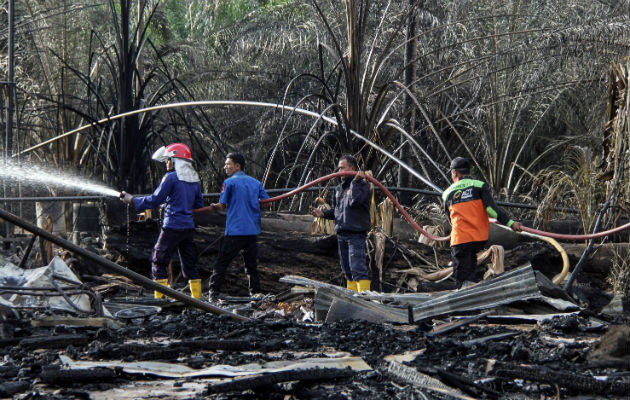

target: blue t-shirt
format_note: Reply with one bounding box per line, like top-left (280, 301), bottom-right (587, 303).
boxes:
top-left (219, 171), bottom-right (269, 236)
top-left (134, 171), bottom-right (204, 229)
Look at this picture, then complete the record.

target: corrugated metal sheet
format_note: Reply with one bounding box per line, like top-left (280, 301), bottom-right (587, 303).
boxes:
top-left (282, 265), bottom-right (577, 324)
top-left (412, 264), bottom-right (542, 321)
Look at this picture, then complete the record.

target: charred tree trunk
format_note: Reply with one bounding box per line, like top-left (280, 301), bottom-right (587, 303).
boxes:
top-left (399, 0), bottom-right (418, 206)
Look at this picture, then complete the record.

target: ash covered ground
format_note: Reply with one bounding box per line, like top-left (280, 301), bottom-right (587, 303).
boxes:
top-left (1, 215), bottom-right (630, 399)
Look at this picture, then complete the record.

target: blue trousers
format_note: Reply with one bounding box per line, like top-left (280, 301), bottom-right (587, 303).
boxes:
top-left (151, 228), bottom-right (199, 280)
top-left (337, 232), bottom-right (369, 281)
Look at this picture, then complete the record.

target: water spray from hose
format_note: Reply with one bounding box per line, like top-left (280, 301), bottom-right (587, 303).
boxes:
top-left (0, 160), bottom-right (121, 198)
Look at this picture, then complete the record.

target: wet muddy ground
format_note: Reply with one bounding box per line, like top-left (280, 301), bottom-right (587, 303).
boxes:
top-left (1, 218), bottom-right (629, 399)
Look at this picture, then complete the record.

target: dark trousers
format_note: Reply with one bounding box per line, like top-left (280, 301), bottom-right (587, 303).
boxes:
top-left (337, 232), bottom-right (369, 281)
top-left (451, 240), bottom-right (486, 284)
top-left (209, 235), bottom-right (261, 295)
top-left (151, 228), bottom-right (199, 280)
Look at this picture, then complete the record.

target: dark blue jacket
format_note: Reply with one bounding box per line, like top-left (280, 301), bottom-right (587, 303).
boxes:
top-left (322, 177), bottom-right (370, 234)
top-left (134, 171), bottom-right (204, 229)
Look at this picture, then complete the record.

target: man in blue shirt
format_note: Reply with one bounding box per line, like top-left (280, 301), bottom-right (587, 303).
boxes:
top-left (205, 152), bottom-right (269, 300)
top-left (121, 143), bottom-right (204, 299)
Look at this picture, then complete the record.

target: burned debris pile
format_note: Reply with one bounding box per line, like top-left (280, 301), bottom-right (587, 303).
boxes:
top-left (0, 207), bottom-right (629, 399)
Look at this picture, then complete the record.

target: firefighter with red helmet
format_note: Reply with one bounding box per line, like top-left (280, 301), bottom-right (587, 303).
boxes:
top-left (121, 143), bottom-right (204, 299)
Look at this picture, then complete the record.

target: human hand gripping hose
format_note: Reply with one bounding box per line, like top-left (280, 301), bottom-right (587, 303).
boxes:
top-left (194, 171), bottom-right (451, 242)
top-left (194, 171), bottom-right (630, 242)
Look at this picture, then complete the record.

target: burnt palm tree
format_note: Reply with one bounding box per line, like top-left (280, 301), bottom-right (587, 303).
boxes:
top-left (265, 0), bottom-right (630, 206)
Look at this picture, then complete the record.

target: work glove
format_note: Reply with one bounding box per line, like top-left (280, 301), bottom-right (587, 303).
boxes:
top-left (120, 191), bottom-right (134, 205)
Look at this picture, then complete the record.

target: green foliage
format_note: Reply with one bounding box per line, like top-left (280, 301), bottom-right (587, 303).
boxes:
top-left (162, 0), bottom-right (188, 40)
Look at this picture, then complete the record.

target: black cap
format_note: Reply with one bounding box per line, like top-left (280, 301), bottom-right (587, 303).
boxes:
top-left (449, 157), bottom-right (470, 170)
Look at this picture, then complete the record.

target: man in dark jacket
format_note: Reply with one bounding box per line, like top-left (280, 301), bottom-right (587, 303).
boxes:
top-left (121, 143), bottom-right (204, 299)
top-left (442, 157), bottom-right (522, 286)
top-left (312, 155), bottom-right (371, 292)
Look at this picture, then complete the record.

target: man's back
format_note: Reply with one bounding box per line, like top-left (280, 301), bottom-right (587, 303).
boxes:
top-left (442, 178), bottom-right (490, 245)
top-left (220, 171), bottom-right (269, 235)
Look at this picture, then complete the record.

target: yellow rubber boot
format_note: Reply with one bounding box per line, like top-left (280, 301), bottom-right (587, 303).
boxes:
top-left (189, 279), bottom-right (202, 299)
top-left (346, 280), bottom-right (358, 292)
top-left (357, 280), bottom-right (371, 292)
top-left (154, 279), bottom-right (169, 299)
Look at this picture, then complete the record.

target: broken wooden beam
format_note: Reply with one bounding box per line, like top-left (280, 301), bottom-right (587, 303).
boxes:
top-left (495, 363), bottom-right (630, 395)
top-left (437, 368), bottom-right (501, 399)
top-left (31, 316), bottom-right (124, 329)
top-left (0, 381), bottom-right (30, 397)
top-left (426, 311), bottom-right (492, 336)
top-left (40, 367), bottom-right (118, 386)
top-left (20, 334), bottom-right (88, 349)
top-left (207, 367), bottom-right (356, 394)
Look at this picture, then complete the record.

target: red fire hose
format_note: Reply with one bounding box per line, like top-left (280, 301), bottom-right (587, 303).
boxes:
top-left (195, 171), bottom-right (630, 242)
top-left (194, 171), bottom-right (450, 241)
top-left (518, 223), bottom-right (630, 240)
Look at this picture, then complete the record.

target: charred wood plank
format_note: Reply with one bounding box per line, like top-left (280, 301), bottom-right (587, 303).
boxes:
top-left (496, 364), bottom-right (630, 395)
top-left (17, 234), bottom-right (37, 269)
top-left (437, 368), bottom-right (501, 399)
top-left (587, 359), bottom-right (630, 369)
top-left (40, 367), bottom-right (118, 386)
top-left (206, 367), bottom-right (356, 394)
top-left (175, 338), bottom-right (284, 352)
top-left (178, 339), bottom-right (259, 352)
top-left (94, 343), bottom-right (180, 361)
top-left (461, 331), bottom-right (520, 346)
top-left (0, 336), bottom-right (20, 347)
top-left (0, 365), bottom-right (18, 379)
top-left (19, 334), bottom-right (88, 349)
top-left (0, 380), bottom-right (30, 397)
top-left (427, 311), bottom-right (492, 336)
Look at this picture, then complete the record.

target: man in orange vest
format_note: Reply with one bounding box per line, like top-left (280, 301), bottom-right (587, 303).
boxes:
top-left (442, 157), bottom-right (522, 286)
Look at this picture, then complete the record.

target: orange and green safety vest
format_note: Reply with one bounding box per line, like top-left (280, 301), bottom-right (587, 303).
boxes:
top-left (442, 178), bottom-right (515, 245)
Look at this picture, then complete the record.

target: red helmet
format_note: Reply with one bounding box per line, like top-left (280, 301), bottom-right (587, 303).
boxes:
top-left (165, 143), bottom-right (192, 160)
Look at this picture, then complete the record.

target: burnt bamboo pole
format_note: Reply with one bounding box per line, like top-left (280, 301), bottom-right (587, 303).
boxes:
top-left (0, 207), bottom-right (250, 321)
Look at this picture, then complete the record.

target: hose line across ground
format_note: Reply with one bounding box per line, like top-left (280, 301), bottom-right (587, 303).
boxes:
top-left (195, 171), bottom-right (630, 242)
